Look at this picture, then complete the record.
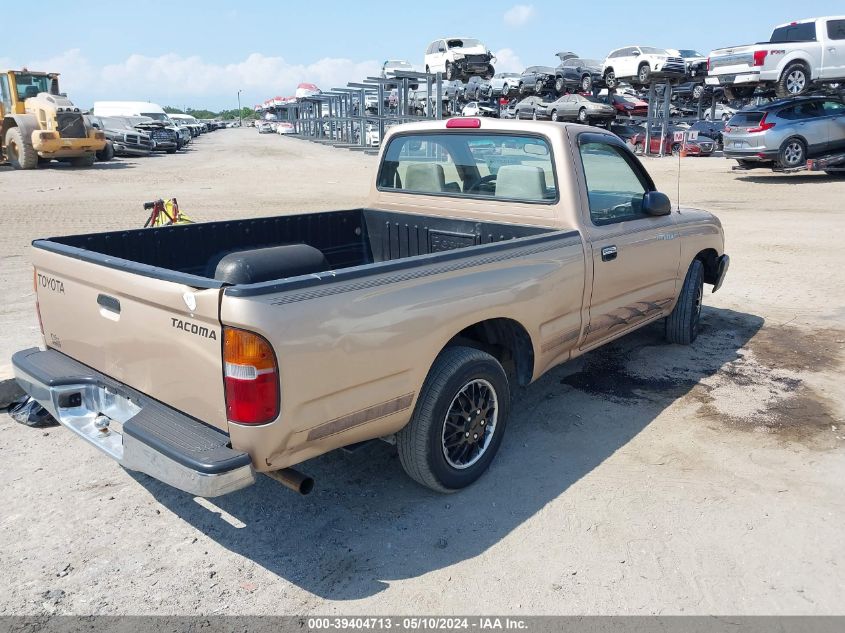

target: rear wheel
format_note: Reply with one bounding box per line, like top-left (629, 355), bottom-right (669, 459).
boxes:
top-left (551, 109), bottom-right (559, 122)
top-left (665, 259), bottom-right (704, 345)
top-left (397, 346), bottom-right (510, 492)
top-left (554, 77), bottom-right (565, 94)
top-left (776, 63), bottom-right (809, 97)
top-left (5, 127), bottom-right (38, 169)
top-left (778, 137), bottom-right (806, 168)
top-left (581, 75), bottom-right (592, 93)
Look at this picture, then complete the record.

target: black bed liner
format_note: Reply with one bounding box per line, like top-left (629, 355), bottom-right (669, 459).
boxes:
top-left (34, 208), bottom-right (576, 297)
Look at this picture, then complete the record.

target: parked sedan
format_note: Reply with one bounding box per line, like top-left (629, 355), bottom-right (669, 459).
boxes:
top-left (704, 103), bottom-right (737, 121)
top-left (554, 57), bottom-right (603, 94)
top-left (544, 94), bottom-right (616, 123)
top-left (680, 134), bottom-right (717, 156)
top-left (514, 96), bottom-right (551, 120)
top-left (517, 66), bottom-right (556, 96)
top-left (611, 94), bottom-right (649, 117)
top-left (461, 101), bottom-right (497, 117)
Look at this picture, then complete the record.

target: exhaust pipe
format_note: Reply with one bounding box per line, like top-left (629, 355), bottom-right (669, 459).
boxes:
top-left (265, 468), bottom-right (314, 495)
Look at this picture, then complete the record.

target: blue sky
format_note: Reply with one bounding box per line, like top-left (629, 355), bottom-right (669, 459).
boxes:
top-left (2, 0), bottom-right (842, 110)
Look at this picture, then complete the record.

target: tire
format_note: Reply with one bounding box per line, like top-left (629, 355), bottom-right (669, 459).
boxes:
top-left (634, 142), bottom-right (644, 155)
top-left (445, 62), bottom-right (454, 81)
top-left (637, 64), bottom-right (651, 84)
top-left (484, 65), bottom-right (494, 80)
top-left (577, 107), bottom-right (588, 123)
top-left (604, 70), bottom-right (617, 89)
top-left (778, 137), bottom-right (806, 168)
top-left (501, 83), bottom-right (510, 96)
top-left (554, 77), bottom-right (565, 94)
top-left (397, 346), bottom-right (510, 492)
top-left (166, 147), bottom-right (178, 154)
top-left (519, 82), bottom-right (528, 96)
top-left (581, 75), bottom-right (592, 93)
top-left (775, 63), bottom-right (809, 98)
top-left (672, 142), bottom-right (681, 153)
top-left (692, 85), bottom-right (704, 100)
top-left (724, 85), bottom-right (755, 100)
top-left (551, 109), bottom-right (559, 122)
top-left (736, 159), bottom-right (755, 168)
top-left (5, 127), bottom-right (38, 169)
top-left (665, 259), bottom-right (704, 345)
top-left (535, 80), bottom-right (544, 94)
top-left (96, 141), bottom-right (115, 162)
top-left (69, 154), bottom-right (95, 167)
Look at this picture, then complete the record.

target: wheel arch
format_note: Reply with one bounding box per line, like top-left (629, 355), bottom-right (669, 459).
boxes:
top-left (693, 248), bottom-right (720, 285)
top-left (442, 317), bottom-right (535, 387)
top-left (778, 55), bottom-right (814, 80)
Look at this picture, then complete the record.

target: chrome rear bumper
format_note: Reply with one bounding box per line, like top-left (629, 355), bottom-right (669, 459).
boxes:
top-left (12, 348), bottom-right (255, 498)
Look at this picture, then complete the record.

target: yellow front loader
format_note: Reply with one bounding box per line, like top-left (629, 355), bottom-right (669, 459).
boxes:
top-left (0, 69), bottom-right (105, 169)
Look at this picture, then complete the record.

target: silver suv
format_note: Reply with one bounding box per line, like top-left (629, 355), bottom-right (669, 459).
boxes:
top-left (723, 97), bottom-right (845, 168)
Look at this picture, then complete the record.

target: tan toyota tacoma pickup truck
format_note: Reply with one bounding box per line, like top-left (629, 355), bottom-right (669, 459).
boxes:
top-left (13, 118), bottom-right (729, 497)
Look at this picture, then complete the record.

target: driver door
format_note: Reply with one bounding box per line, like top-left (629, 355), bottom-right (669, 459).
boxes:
top-left (577, 136), bottom-right (681, 349)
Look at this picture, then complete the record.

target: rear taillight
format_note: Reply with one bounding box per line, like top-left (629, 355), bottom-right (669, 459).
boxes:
top-left (33, 269), bottom-right (44, 336)
top-left (753, 50), bottom-right (768, 67)
top-left (223, 327), bottom-right (279, 425)
top-left (747, 113), bottom-right (775, 133)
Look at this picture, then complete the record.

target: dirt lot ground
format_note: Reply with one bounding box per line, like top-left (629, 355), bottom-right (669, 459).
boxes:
top-left (0, 129), bottom-right (843, 616)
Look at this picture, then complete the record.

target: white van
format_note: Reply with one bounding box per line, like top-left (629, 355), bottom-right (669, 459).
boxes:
top-left (92, 101), bottom-right (190, 148)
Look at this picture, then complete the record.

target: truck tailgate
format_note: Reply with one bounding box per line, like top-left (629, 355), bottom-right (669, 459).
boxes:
top-left (31, 246), bottom-right (228, 431)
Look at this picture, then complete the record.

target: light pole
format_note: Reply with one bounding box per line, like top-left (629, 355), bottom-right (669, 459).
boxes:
top-left (237, 89), bottom-right (243, 127)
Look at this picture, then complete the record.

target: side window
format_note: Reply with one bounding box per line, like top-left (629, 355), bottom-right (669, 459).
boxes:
top-left (822, 100), bottom-right (845, 115)
top-left (827, 19), bottom-right (845, 40)
top-left (0, 75), bottom-right (12, 112)
top-left (579, 141), bottom-right (650, 225)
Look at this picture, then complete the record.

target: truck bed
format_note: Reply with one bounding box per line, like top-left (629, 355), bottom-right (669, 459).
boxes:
top-left (36, 209), bottom-right (557, 293)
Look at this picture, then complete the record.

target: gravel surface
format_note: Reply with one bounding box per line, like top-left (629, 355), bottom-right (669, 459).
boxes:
top-left (0, 129), bottom-right (843, 616)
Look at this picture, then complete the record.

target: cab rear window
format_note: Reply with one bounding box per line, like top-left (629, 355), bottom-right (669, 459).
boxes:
top-left (377, 133), bottom-right (558, 203)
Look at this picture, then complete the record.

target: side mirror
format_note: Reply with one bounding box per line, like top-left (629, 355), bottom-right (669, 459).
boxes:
top-left (642, 191), bottom-right (671, 216)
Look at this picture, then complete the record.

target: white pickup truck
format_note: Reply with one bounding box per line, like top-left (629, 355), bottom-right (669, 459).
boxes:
top-left (706, 16), bottom-right (845, 98)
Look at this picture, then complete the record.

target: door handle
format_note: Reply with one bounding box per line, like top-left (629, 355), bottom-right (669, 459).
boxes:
top-left (601, 245), bottom-right (618, 262)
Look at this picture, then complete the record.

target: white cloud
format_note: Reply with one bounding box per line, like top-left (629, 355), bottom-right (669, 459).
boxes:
top-left (493, 48), bottom-right (524, 73)
top-left (503, 4), bottom-right (536, 27)
top-left (8, 49), bottom-right (381, 109)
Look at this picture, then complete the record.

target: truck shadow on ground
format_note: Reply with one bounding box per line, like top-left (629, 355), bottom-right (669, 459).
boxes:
top-left (136, 306), bottom-right (764, 600)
